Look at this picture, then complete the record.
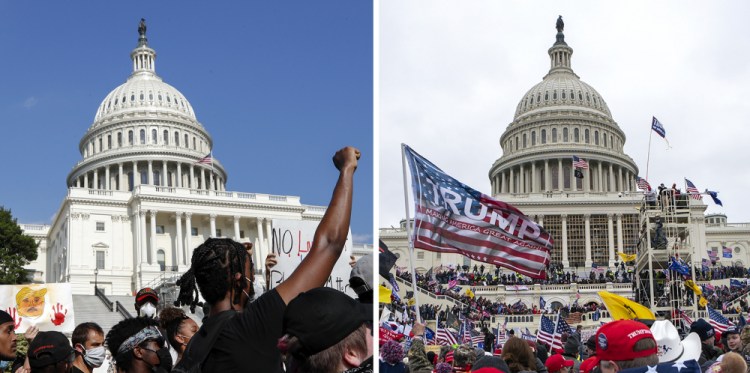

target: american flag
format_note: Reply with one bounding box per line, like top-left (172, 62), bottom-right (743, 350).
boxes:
top-left (723, 246), bottom-right (733, 259)
top-left (618, 359), bottom-right (700, 373)
top-left (404, 145), bottom-right (553, 279)
top-left (572, 155), bottom-right (589, 169)
top-left (636, 176), bottom-right (652, 191)
top-left (685, 179), bottom-right (702, 200)
top-left (679, 309), bottom-right (693, 325)
top-left (707, 306), bottom-right (733, 333)
top-left (551, 315), bottom-right (572, 351)
top-left (460, 321), bottom-right (472, 344)
top-left (471, 331), bottom-right (484, 347)
top-left (652, 116), bottom-right (666, 138)
top-left (437, 328), bottom-right (458, 346)
top-left (196, 152), bottom-right (213, 165)
top-left (536, 315), bottom-right (555, 346)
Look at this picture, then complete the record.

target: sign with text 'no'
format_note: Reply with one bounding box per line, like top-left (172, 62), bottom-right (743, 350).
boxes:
top-left (269, 219), bottom-right (355, 297)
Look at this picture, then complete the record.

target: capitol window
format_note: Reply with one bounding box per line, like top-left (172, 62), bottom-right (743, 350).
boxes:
top-left (107, 135), bottom-right (112, 149)
top-left (98, 138), bottom-right (102, 152)
top-left (578, 91), bottom-right (583, 100)
top-left (96, 222), bottom-right (105, 232)
top-left (157, 250), bottom-right (165, 271)
top-left (574, 128), bottom-right (579, 142)
top-left (149, 93), bottom-right (153, 100)
top-left (156, 225), bottom-right (165, 234)
top-left (193, 137), bottom-right (197, 150)
top-left (552, 128), bottom-right (557, 142)
top-left (140, 93), bottom-right (144, 101)
top-left (561, 91), bottom-right (566, 99)
top-left (140, 130), bottom-right (146, 144)
top-left (175, 132), bottom-right (180, 146)
top-left (515, 137), bottom-right (519, 151)
top-left (523, 134), bottom-right (527, 148)
top-left (417, 251), bottom-right (424, 260)
top-left (563, 128), bottom-right (568, 142)
top-left (544, 92), bottom-right (549, 101)
top-left (594, 130), bottom-right (599, 145)
top-left (96, 251), bottom-right (105, 270)
top-left (152, 129), bottom-right (157, 144)
top-left (531, 131), bottom-right (536, 146)
top-left (541, 129), bottom-right (547, 144)
top-left (603, 134), bottom-right (607, 147)
top-left (191, 227), bottom-right (198, 236)
top-left (184, 134), bottom-right (189, 148)
top-left (117, 133), bottom-right (122, 147)
top-left (584, 129), bottom-right (590, 144)
top-left (163, 130), bottom-right (169, 145)
top-left (553, 91), bottom-right (557, 100)
top-left (216, 229), bottom-right (223, 237)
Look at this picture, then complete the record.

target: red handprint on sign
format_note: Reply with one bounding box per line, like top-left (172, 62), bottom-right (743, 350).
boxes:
top-left (50, 303), bottom-right (67, 326)
top-left (5, 307), bottom-right (21, 330)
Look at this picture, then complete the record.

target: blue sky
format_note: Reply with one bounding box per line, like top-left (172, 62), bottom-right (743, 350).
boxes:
top-left (0, 2), bottom-right (373, 243)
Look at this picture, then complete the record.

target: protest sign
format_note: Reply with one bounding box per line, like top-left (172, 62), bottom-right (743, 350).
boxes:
top-left (269, 219), bottom-right (355, 297)
top-left (1, 283), bottom-right (74, 333)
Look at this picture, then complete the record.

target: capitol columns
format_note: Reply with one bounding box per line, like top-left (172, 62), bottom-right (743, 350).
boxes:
top-left (255, 218), bottom-right (266, 267)
top-left (162, 160), bottom-right (167, 186)
top-left (175, 212), bottom-right (184, 267)
top-left (105, 165), bottom-right (110, 190)
top-left (148, 160), bottom-right (154, 185)
top-left (176, 162), bottom-right (182, 188)
top-left (118, 163), bottom-right (124, 191)
top-left (607, 213), bottom-right (615, 267)
top-left (133, 161), bottom-right (140, 187)
top-left (149, 210), bottom-right (158, 265)
top-left (584, 214), bottom-right (592, 268)
top-left (139, 209), bottom-right (148, 265)
top-left (189, 164), bottom-right (195, 189)
top-left (233, 216), bottom-right (241, 241)
top-left (531, 162), bottom-right (536, 193)
top-left (184, 213), bottom-right (193, 262)
top-left (209, 214), bottom-right (217, 237)
top-left (561, 214), bottom-right (569, 268)
top-left (544, 160), bottom-right (550, 191)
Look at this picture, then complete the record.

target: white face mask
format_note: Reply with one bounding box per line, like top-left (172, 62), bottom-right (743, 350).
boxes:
top-left (82, 345), bottom-right (106, 368)
top-left (141, 303), bottom-right (157, 318)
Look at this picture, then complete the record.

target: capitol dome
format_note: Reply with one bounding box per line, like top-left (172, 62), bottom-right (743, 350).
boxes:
top-left (489, 20), bottom-right (638, 197)
top-left (67, 20), bottom-right (227, 191)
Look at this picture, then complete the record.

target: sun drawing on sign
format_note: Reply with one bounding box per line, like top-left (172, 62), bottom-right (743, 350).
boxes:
top-left (16, 287), bottom-right (48, 318)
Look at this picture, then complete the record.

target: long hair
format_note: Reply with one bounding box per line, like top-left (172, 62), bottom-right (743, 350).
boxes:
top-left (174, 238), bottom-right (253, 312)
top-left (159, 307), bottom-right (189, 351)
top-left (501, 337), bottom-right (536, 373)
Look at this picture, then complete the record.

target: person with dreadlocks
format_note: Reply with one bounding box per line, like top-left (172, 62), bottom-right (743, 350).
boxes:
top-left (105, 317), bottom-right (172, 373)
top-left (173, 146), bottom-right (360, 373)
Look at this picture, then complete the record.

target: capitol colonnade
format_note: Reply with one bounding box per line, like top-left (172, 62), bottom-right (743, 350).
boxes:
top-left (71, 159), bottom-right (226, 192)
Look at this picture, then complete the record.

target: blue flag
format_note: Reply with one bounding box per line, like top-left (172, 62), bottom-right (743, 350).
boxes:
top-left (425, 326), bottom-right (436, 341)
top-left (706, 190), bottom-right (723, 206)
top-left (731, 278), bottom-right (744, 289)
top-left (652, 116), bottom-right (666, 138)
top-left (540, 297), bottom-right (546, 309)
top-left (668, 257), bottom-right (690, 276)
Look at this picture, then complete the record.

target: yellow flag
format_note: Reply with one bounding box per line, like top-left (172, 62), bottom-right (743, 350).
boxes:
top-left (466, 288), bottom-right (475, 299)
top-left (684, 280), bottom-right (702, 296)
top-left (379, 285), bottom-right (392, 304)
top-left (598, 291), bottom-right (655, 320)
top-left (699, 296), bottom-right (708, 308)
top-left (407, 298), bottom-right (416, 306)
top-left (617, 252), bottom-right (637, 262)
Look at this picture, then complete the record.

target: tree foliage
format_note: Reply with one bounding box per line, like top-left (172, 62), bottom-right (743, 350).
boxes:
top-left (0, 207), bottom-right (39, 284)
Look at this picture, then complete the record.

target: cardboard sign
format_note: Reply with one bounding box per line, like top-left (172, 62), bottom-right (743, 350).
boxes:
top-left (269, 219), bottom-right (355, 297)
top-left (1, 283), bottom-right (74, 333)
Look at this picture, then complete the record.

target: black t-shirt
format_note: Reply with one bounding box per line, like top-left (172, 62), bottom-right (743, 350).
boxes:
top-left (202, 289), bottom-right (286, 373)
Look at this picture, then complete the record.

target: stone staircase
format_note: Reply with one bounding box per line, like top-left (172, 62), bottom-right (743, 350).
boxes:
top-left (72, 295), bottom-right (127, 334)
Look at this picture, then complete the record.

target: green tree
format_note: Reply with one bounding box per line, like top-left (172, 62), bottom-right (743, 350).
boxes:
top-left (0, 207), bottom-right (39, 284)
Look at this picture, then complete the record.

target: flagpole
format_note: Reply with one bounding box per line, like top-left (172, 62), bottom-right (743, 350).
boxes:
top-left (401, 144), bottom-right (423, 324)
top-left (646, 121), bottom-right (653, 180)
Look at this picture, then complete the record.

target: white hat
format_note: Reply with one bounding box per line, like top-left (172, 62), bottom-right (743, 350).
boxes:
top-left (650, 320), bottom-right (702, 363)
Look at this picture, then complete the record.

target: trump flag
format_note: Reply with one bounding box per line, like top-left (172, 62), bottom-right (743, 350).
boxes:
top-left (403, 145), bottom-right (552, 279)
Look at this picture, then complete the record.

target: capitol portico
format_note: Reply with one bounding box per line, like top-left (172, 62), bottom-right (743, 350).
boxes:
top-left (20, 22), bottom-right (357, 296)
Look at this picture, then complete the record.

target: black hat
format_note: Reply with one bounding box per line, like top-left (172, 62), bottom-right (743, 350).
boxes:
top-left (689, 319), bottom-right (715, 341)
top-left (585, 335), bottom-right (596, 351)
top-left (283, 287), bottom-right (372, 357)
top-left (724, 325), bottom-right (740, 336)
top-left (28, 331), bottom-right (74, 368)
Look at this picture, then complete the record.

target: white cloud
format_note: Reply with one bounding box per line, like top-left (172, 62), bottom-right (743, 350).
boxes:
top-left (380, 1), bottom-right (750, 226)
top-left (23, 96), bottom-right (38, 109)
top-left (352, 233), bottom-right (373, 245)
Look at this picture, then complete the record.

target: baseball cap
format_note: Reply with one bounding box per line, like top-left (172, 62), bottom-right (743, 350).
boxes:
top-left (135, 287), bottom-right (159, 306)
top-left (580, 356), bottom-right (598, 373)
top-left (545, 354), bottom-right (574, 372)
top-left (283, 287), bottom-right (372, 357)
top-left (28, 331), bottom-right (74, 368)
top-left (595, 320), bottom-right (657, 362)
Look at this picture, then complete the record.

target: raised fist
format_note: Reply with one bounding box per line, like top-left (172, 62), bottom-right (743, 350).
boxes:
top-left (50, 303), bottom-right (68, 326)
top-left (332, 146), bottom-right (360, 172)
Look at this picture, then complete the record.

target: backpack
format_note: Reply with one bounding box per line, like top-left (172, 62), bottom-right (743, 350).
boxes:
top-left (171, 310), bottom-right (236, 373)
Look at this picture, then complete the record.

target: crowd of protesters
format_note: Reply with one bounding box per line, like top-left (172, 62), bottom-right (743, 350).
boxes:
top-left (0, 147), bottom-right (374, 373)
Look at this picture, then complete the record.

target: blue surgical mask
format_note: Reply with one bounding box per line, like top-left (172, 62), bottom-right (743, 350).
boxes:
top-left (0, 360), bottom-right (10, 369)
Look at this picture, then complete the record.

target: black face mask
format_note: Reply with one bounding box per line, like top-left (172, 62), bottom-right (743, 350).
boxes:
top-left (152, 347), bottom-right (173, 373)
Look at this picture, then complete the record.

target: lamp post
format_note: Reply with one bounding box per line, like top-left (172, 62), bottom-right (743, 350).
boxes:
top-left (94, 268), bottom-right (99, 295)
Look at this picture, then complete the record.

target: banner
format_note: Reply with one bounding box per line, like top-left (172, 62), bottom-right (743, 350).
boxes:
top-left (269, 219), bottom-right (354, 297)
top-left (1, 283), bottom-right (74, 333)
top-left (379, 326), bottom-right (404, 342)
top-left (404, 145), bottom-right (552, 279)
